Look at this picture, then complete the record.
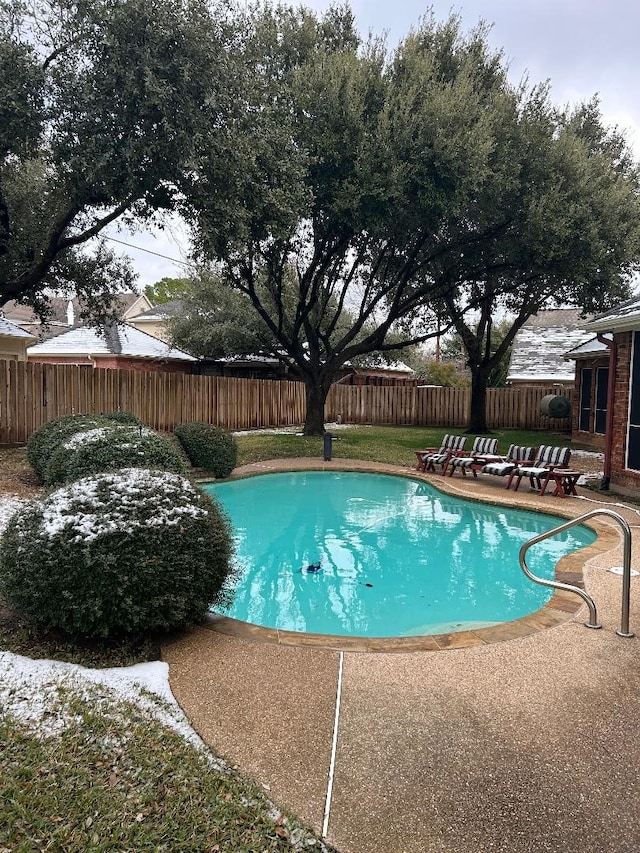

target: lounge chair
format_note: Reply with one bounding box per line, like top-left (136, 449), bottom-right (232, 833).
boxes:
top-left (447, 436), bottom-right (499, 477)
top-left (506, 445), bottom-right (572, 493)
top-left (482, 445), bottom-right (536, 483)
top-left (414, 434), bottom-right (467, 473)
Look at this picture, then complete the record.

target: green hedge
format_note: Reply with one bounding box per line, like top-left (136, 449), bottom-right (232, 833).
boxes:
top-left (174, 422), bottom-right (238, 478)
top-left (0, 468), bottom-right (235, 638)
top-left (44, 425), bottom-right (185, 485)
top-left (27, 414), bottom-right (115, 482)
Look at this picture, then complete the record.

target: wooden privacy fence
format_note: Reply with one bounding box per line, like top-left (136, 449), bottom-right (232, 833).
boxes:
top-left (0, 361), bottom-right (306, 444)
top-left (0, 359), bottom-right (572, 444)
top-left (326, 384), bottom-right (573, 431)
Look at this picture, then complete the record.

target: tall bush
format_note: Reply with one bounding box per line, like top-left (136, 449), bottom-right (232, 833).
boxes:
top-left (0, 468), bottom-right (235, 638)
top-left (174, 422), bottom-right (238, 478)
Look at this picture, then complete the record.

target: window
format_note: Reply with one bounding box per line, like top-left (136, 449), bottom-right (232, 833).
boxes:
top-left (594, 367), bottom-right (608, 434)
top-left (579, 368), bottom-right (592, 432)
top-left (627, 332), bottom-right (640, 471)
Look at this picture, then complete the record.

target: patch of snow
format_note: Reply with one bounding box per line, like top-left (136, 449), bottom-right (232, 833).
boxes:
top-left (0, 495), bottom-right (25, 533)
top-left (570, 449), bottom-right (605, 460)
top-left (232, 422), bottom-right (362, 437)
top-left (35, 468), bottom-right (207, 543)
top-left (63, 427), bottom-right (113, 449)
top-left (0, 652), bottom-right (210, 752)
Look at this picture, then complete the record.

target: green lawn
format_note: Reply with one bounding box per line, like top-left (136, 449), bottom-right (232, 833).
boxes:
top-left (236, 424), bottom-right (580, 468)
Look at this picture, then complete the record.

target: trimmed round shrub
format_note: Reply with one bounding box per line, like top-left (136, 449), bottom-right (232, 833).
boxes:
top-left (26, 414), bottom-right (116, 482)
top-left (0, 468), bottom-right (235, 638)
top-left (102, 411), bottom-right (144, 425)
top-left (44, 425), bottom-right (186, 485)
top-left (174, 422), bottom-right (238, 478)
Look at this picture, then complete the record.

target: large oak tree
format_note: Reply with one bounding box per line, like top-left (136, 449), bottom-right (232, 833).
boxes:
top-left (183, 6), bottom-right (640, 434)
top-left (426, 98), bottom-right (640, 432)
top-left (0, 0), bottom-right (233, 324)
top-left (183, 9), bottom-right (523, 432)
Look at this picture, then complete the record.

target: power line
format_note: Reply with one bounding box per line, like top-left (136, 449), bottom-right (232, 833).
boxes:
top-left (105, 236), bottom-right (192, 267)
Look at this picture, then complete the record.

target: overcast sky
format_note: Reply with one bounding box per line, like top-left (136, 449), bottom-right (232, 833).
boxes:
top-left (108, 0), bottom-right (640, 288)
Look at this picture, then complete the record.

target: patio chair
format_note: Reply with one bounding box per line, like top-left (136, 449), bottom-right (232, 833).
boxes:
top-left (447, 436), bottom-right (499, 477)
top-left (414, 434), bottom-right (467, 473)
top-left (506, 445), bottom-right (572, 493)
top-left (482, 445), bottom-right (537, 483)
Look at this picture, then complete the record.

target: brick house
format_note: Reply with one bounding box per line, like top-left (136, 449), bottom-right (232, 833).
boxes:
top-left (575, 296), bottom-right (640, 494)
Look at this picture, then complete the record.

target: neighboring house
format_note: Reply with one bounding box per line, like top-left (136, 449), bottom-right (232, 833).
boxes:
top-left (579, 295), bottom-right (640, 494)
top-left (337, 357), bottom-right (415, 385)
top-left (197, 353), bottom-right (415, 384)
top-left (0, 317), bottom-right (37, 361)
top-left (127, 303), bottom-right (417, 385)
top-left (506, 309), bottom-right (594, 386)
top-left (125, 299), bottom-right (183, 342)
top-left (1, 292), bottom-right (152, 340)
top-left (27, 322), bottom-right (196, 373)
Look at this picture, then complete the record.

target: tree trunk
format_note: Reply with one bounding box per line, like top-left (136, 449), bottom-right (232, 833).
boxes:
top-left (467, 367), bottom-right (491, 433)
top-left (303, 379), bottom-right (331, 435)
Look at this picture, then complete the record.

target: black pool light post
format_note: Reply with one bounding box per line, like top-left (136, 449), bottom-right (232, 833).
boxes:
top-left (323, 432), bottom-right (334, 461)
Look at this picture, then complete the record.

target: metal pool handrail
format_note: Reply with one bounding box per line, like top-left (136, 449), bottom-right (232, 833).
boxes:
top-left (519, 508), bottom-right (635, 638)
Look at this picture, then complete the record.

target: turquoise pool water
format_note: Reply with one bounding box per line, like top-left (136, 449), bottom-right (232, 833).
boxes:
top-left (203, 471), bottom-right (596, 637)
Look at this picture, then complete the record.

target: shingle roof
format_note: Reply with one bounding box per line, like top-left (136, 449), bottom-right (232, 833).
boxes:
top-left (564, 335), bottom-right (611, 359)
top-left (0, 317), bottom-right (37, 339)
top-left (507, 309), bottom-right (592, 382)
top-left (1, 293), bottom-right (150, 339)
top-left (587, 295), bottom-right (640, 332)
top-left (27, 322), bottom-right (195, 361)
top-left (130, 299), bottom-right (184, 321)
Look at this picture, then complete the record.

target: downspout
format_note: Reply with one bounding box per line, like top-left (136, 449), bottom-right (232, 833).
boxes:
top-left (597, 334), bottom-right (616, 491)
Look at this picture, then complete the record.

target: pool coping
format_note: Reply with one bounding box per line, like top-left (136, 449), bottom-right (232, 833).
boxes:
top-left (198, 458), bottom-right (620, 652)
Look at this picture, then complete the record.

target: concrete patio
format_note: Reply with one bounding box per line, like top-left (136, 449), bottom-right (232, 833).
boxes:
top-left (162, 460), bottom-right (640, 853)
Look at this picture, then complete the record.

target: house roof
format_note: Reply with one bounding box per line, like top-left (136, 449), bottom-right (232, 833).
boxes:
top-left (347, 356), bottom-right (414, 375)
top-left (564, 334), bottom-right (612, 360)
top-left (507, 309), bottom-right (593, 382)
top-left (587, 294), bottom-right (640, 333)
top-left (27, 322), bottom-right (195, 361)
top-left (130, 299), bottom-right (183, 321)
top-left (2, 292), bottom-right (152, 338)
top-left (0, 317), bottom-right (37, 340)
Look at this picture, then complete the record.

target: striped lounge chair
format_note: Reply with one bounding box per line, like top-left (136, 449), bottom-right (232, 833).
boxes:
top-left (447, 436), bottom-right (499, 477)
top-left (482, 445), bottom-right (536, 483)
top-left (506, 445), bottom-right (572, 493)
top-left (415, 434), bottom-right (468, 473)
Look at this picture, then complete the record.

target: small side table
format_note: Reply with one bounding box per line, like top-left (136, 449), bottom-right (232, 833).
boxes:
top-left (541, 469), bottom-right (582, 498)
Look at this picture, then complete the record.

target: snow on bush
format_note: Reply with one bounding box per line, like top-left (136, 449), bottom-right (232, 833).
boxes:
top-left (44, 425), bottom-right (183, 485)
top-left (0, 468), bottom-right (235, 638)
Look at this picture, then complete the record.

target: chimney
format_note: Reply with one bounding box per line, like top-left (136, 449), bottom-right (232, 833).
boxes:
top-left (67, 300), bottom-right (74, 326)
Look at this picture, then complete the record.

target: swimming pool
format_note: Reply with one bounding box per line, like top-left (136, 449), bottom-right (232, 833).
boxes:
top-left (203, 471), bottom-right (596, 637)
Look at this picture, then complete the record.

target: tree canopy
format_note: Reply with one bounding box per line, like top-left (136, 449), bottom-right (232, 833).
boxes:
top-left (0, 0), bottom-right (233, 324)
top-left (182, 5), bottom-right (640, 433)
top-left (144, 277), bottom-right (191, 306)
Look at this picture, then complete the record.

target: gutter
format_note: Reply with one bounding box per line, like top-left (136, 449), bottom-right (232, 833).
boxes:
top-left (596, 333), bottom-right (616, 490)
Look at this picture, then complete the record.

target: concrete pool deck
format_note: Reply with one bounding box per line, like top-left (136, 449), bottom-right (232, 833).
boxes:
top-left (162, 459), bottom-right (640, 853)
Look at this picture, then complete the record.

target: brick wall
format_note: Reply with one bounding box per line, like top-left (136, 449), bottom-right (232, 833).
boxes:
top-left (609, 331), bottom-right (640, 492)
top-left (28, 355), bottom-right (193, 374)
